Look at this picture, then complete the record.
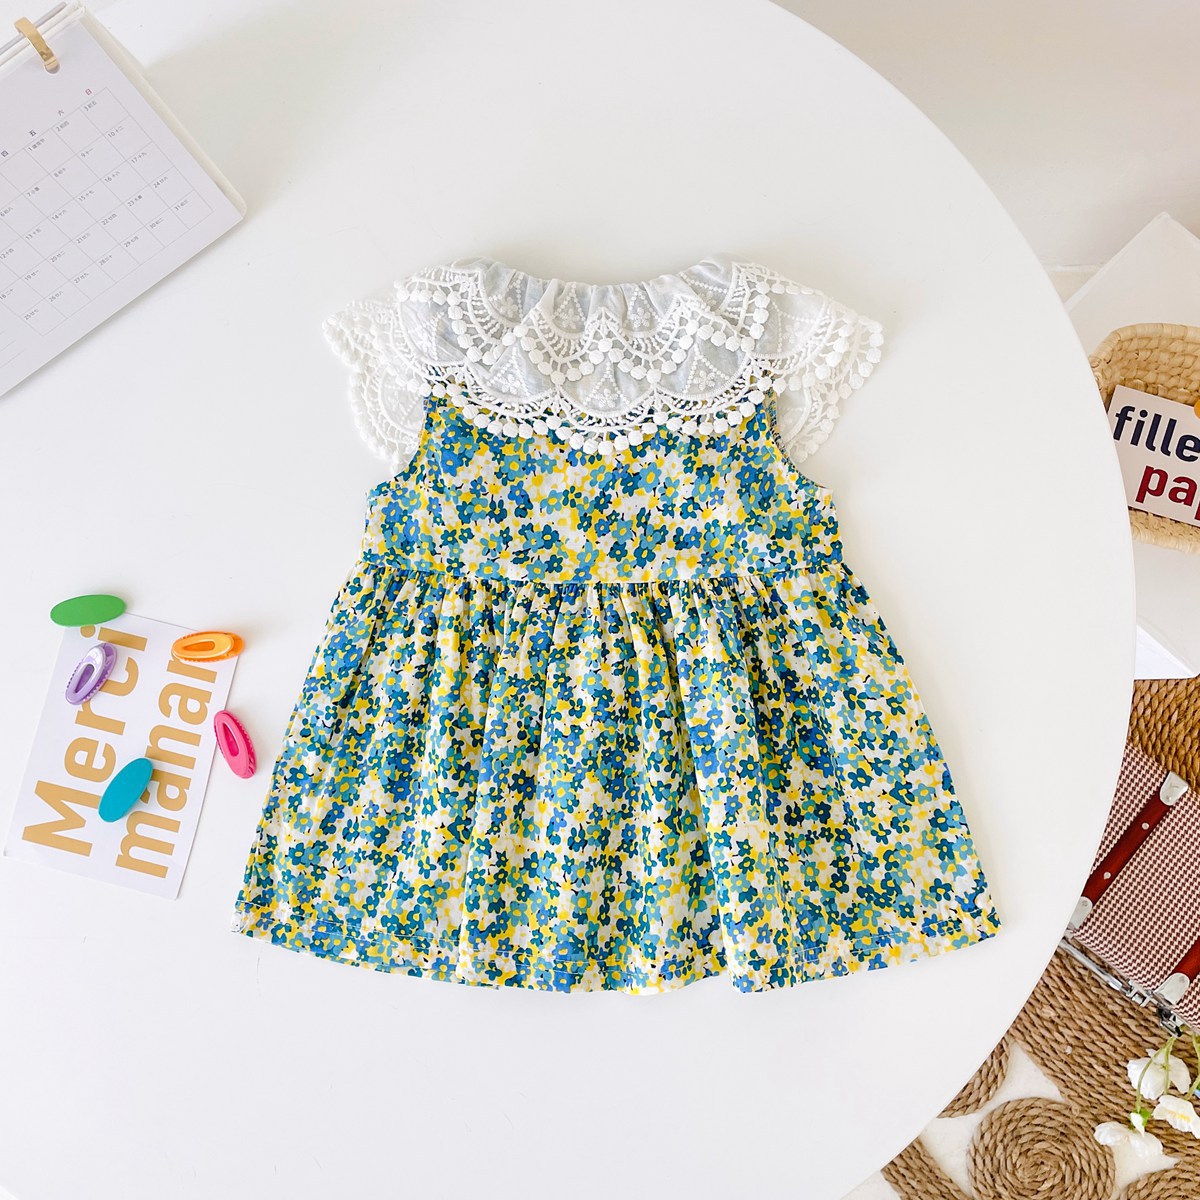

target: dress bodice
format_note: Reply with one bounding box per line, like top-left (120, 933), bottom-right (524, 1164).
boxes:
top-left (361, 380), bottom-right (844, 586)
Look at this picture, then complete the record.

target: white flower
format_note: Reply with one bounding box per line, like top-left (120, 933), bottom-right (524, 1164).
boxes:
top-left (1153, 1094), bottom-right (1200, 1137)
top-left (1128, 1048), bottom-right (1191, 1099)
top-left (1094, 1121), bottom-right (1165, 1158)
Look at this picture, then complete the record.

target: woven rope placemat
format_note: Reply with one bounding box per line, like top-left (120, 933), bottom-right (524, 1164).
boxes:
top-left (876, 681), bottom-right (1200, 1198)
top-left (881, 950), bottom-right (1200, 1199)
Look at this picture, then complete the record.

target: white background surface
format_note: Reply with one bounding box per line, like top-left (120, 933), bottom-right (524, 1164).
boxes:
top-left (0, 2), bottom-right (1134, 1198)
top-left (783, 1), bottom-right (1200, 287)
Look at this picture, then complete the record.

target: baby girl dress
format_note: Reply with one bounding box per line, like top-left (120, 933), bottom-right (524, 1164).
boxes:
top-left (232, 253), bottom-right (1002, 993)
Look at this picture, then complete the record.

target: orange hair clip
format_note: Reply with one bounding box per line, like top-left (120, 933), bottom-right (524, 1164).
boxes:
top-left (172, 630), bottom-right (243, 662)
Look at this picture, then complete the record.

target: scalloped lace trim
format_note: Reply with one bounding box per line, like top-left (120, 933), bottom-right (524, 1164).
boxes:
top-left (323, 254), bottom-right (884, 466)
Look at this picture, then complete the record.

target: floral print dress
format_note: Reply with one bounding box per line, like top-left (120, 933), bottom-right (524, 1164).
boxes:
top-left (232, 254), bottom-right (1001, 993)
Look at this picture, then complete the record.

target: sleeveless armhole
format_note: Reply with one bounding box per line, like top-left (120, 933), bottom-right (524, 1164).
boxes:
top-left (774, 294), bottom-right (885, 468)
top-left (322, 292), bottom-right (430, 470)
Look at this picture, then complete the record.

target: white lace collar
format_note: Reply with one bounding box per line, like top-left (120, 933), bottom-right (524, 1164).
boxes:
top-left (324, 253), bottom-right (884, 465)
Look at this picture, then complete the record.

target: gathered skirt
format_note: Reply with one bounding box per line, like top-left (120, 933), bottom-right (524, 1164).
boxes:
top-left (232, 550), bottom-right (1001, 993)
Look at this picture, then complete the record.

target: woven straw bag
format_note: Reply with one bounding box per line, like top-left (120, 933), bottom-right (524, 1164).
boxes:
top-left (1130, 676), bottom-right (1200, 789)
top-left (1090, 322), bottom-right (1200, 553)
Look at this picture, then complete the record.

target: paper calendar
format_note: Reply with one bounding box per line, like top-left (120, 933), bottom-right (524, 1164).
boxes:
top-left (0, 4), bottom-right (244, 397)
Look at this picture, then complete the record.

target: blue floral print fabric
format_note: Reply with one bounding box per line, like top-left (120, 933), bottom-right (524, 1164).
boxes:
top-left (232, 372), bottom-right (1002, 993)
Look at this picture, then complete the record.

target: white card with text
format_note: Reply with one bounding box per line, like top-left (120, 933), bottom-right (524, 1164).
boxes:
top-left (5, 613), bottom-right (236, 898)
top-left (1108, 383), bottom-right (1200, 527)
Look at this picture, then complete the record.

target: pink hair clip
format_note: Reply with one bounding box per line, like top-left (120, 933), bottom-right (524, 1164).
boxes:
top-left (213, 710), bottom-right (256, 779)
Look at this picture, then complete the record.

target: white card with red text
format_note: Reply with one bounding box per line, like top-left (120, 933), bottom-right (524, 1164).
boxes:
top-left (1109, 383), bottom-right (1200, 527)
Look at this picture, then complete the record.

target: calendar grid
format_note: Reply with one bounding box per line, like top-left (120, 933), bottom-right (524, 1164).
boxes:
top-left (0, 86), bottom-right (212, 336)
top-left (0, 7), bottom-right (242, 399)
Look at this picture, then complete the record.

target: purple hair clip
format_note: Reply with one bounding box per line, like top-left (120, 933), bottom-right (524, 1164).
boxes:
top-left (65, 641), bottom-right (118, 705)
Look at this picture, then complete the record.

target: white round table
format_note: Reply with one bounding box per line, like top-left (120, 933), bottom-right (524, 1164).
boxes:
top-left (0, 1), bottom-right (1134, 1197)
